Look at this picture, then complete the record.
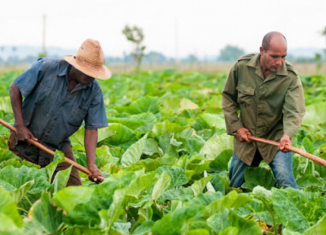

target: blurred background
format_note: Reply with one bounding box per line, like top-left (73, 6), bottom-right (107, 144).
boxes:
top-left (1, 0), bottom-right (326, 74)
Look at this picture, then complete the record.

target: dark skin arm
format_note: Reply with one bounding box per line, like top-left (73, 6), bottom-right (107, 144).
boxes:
top-left (10, 83), bottom-right (37, 144)
top-left (84, 129), bottom-right (103, 183)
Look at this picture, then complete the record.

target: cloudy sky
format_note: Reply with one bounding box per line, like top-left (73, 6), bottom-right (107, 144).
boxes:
top-left (1, 0), bottom-right (326, 58)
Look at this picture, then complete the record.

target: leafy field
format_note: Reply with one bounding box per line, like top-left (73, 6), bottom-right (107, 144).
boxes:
top-left (1, 69), bottom-right (326, 234)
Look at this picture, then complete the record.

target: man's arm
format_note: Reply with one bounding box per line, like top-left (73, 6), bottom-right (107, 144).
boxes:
top-left (279, 75), bottom-right (306, 152)
top-left (222, 64), bottom-right (252, 142)
top-left (10, 83), bottom-right (37, 144)
top-left (84, 128), bottom-right (103, 183)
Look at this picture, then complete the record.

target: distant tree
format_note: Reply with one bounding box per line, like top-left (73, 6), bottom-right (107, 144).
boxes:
top-left (143, 51), bottom-right (167, 64)
top-left (218, 45), bottom-right (245, 62)
top-left (122, 25), bottom-right (146, 73)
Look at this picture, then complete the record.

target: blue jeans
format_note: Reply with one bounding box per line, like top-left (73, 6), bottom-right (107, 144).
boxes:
top-left (228, 150), bottom-right (298, 189)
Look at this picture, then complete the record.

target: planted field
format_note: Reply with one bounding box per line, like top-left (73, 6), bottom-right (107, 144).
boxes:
top-left (1, 69), bottom-right (326, 234)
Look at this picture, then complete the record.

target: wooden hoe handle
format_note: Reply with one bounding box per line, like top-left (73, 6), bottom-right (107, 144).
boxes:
top-left (232, 133), bottom-right (326, 168)
top-left (0, 118), bottom-right (104, 182)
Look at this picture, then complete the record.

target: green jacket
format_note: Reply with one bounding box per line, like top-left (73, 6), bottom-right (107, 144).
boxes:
top-left (222, 53), bottom-right (306, 165)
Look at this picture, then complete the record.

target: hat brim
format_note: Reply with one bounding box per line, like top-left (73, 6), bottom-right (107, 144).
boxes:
top-left (63, 55), bottom-right (112, 80)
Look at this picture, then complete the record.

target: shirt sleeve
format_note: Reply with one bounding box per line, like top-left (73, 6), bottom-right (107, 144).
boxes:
top-left (84, 87), bottom-right (108, 129)
top-left (283, 75), bottom-right (306, 139)
top-left (14, 58), bottom-right (44, 98)
top-left (222, 63), bottom-right (244, 134)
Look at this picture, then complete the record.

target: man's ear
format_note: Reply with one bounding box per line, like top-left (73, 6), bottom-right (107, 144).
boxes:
top-left (259, 46), bottom-right (264, 55)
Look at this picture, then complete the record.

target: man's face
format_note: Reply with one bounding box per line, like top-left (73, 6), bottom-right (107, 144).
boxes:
top-left (260, 37), bottom-right (287, 73)
top-left (75, 69), bottom-right (95, 85)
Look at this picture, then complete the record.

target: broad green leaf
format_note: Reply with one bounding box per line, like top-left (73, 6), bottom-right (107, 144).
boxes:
top-left (302, 103), bottom-right (326, 125)
top-left (132, 220), bottom-right (154, 235)
top-left (304, 214), bottom-right (326, 235)
top-left (271, 187), bottom-right (326, 233)
top-left (51, 166), bottom-right (72, 194)
top-left (26, 192), bottom-right (65, 234)
top-left (110, 222), bottom-right (131, 235)
top-left (207, 209), bottom-right (261, 235)
top-left (157, 187), bottom-right (194, 203)
top-left (195, 113), bottom-right (226, 130)
top-left (128, 96), bottom-right (160, 114)
top-left (242, 167), bottom-right (277, 190)
top-left (121, 134), bottom-right (148, 167)
top-left (296, 175), bottom-right (322, 189)
top-left (205, 190), bottom-right (252, 217)
top-left (151, 205), bottom-right (206, 235)
top-left (179, 98), bottom-right (199, 111)
top-left (127, 172), bottom-right (158, 198)
top-left (0, 185), bottom-right (22, 228)
top-left (0, 96), bottom-right (12, 113)
top-left (302, 137), bottom-right (315, 154)
top-left (98, 127), bottom-right (116, 142)
top-left (152, 171), bottom-right (171, 201)
top-left (52, 186), bottom-right (95, 214)
top-left (0, 165), bottom-right (50, 194)
top-left (144, 138), bottom-right (163, 157)
top-left (99, 123), bottom-right (136, 147)
top-left (200, 134), bottom-right (233, 160)
top-left (209, 149), bottom-right (233, 172)
top-left (185, 135), bottom-right (206, 155)
top-left (158, 133), bottom-right (179, 158)
top-left (151, 120), bottom-right (186, 138)
top-left (191, 175), bottom-right (213, 196)
top-left (10, 179), bottom-right (34, 204)
top-left (157, 166), bottom-right (188, 189)
top-left (187, 192), bottom-right (224, 207)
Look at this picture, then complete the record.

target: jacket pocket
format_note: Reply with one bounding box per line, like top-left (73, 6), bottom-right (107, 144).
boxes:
top-left (236, 83), bottom-right (255, 105)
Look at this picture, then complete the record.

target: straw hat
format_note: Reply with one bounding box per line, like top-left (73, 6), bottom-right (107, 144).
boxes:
top-left (64, 39), bottom-right (111, 80)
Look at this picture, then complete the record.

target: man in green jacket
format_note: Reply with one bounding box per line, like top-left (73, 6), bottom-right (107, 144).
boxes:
top-left (222, 31), bottom-right (305, 189)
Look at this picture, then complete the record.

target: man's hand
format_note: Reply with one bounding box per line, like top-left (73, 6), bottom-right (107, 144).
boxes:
top-left (236, 128), bottom-right (252, 143)
top-left (279, 135), bottom-right (291, 153)
top-left (15, 124), bottom-right (38, 145)
top-left (88, 164), bottom-right (103, 183)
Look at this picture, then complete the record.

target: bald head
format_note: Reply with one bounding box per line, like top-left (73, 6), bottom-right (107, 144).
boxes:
top-left (262, 32), bottom-right (287, 51)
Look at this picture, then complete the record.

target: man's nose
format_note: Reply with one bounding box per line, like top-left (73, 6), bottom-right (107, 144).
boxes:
top-left (276, 58), bottom-right (283, 66)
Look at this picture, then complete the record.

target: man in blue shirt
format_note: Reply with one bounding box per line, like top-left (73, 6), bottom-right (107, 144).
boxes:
top-left (8, 39), bottom-right (111, 185)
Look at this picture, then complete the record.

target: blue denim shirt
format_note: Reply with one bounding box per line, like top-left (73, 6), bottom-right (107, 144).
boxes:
top-left (13, 58), bottom-right (108, 165)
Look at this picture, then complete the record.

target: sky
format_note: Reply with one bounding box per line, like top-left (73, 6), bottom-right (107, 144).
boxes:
top-left (1, 0), bottom-right (326, 59)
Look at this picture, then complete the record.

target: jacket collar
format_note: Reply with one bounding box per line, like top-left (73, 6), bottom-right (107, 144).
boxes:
top-left (246, 53), bottom-right (288, 80)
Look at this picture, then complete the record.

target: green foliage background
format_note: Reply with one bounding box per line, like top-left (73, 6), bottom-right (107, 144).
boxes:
top-left (1, 69), bottom-right (326, 234)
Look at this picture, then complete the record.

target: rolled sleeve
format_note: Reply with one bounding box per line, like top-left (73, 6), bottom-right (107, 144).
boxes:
top-left (84, 88), bottom-right (108, 129)
top-left (14, 58), bottom-right (43, 98)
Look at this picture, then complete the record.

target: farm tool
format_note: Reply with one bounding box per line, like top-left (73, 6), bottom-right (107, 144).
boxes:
top-left (0, 118), bottom-right (104, 182)
top-left (232, 133), bottom-right (326, 167)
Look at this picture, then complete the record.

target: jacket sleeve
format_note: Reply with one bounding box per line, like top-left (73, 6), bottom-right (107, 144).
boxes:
top-left (282, 75), bottom-right (306, 138)
top-left (222, 63), bottom-right (244, 134)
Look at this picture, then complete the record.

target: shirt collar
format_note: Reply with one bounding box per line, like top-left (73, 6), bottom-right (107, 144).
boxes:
top-left (246, 53), bottom-right (288, 78)
top-left (58, 61), bottom-right (92, 88)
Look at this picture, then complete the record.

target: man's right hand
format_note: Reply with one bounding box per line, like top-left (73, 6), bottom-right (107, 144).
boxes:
top-left (15, 124), bottom-right (38, 145)
top-left (236, 128), bottom-right (252, 143)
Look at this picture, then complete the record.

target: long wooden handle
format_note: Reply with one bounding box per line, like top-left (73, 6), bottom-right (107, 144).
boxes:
top-left (0, 118), bottom-right (104, 182)
top-left (232, 133), bottom-right (326, 167)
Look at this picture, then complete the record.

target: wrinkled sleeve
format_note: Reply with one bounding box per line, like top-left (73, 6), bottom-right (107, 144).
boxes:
top-left (84, 88), bottom-right (108, 129)
top-left (222, 63), bottom-right (244, 134)
top-left (14, 58), bottom-right (43, 98)
top-left (283, 75), bottom-right (306, 138)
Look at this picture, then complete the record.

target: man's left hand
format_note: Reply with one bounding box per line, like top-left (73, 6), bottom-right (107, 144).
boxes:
top-left (279, 135), bottom-right (291, 153)
top-left (88, 164), bottom-right (104, 183)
